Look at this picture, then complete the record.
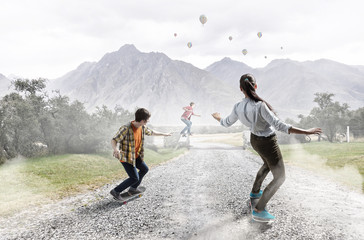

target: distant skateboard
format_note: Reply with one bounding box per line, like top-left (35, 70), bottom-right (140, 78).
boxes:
top-left (175, 134), bottom-right (190, 150)
top-left (178, 134), bottom-right (188, 142)
top-left (118, 186), bottom-right (146, 205)
top-left (248, 197), bottom-right (274, 223)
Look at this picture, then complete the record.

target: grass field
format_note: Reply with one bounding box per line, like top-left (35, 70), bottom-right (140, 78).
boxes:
top-left (0, 148), bottom-right (187, 216)
top-left (279, 142), bottom-right (364, 192)
top-left (280, 142), bottom-right (364, 175)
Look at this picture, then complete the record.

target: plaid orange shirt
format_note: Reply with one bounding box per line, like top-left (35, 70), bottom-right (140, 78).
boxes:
top-left (112, 122), bottom-right (153, 166)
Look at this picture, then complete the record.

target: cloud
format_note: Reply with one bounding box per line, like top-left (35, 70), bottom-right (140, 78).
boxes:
top-left (0, 0), bottom-right (364, 78)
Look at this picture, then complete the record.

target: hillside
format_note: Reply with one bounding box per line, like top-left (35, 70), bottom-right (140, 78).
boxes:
top-left (206, 58), bottom-right (364, 119)
top-left (42, 44), bottom-right (364, 125)
top-left (48, 45), bottom-right (241, 125)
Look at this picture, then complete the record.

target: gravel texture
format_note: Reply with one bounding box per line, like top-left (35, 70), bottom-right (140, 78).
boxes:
top-left (1, 140), bottom-right (363, 240)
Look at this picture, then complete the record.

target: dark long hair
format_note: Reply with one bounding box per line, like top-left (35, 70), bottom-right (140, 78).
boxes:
top-left (240, 73), bottom-right (275, 114)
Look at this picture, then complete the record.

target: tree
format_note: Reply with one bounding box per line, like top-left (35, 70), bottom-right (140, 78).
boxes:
top-left (0, 92), bottom-right (44, 157)
top-left (0, 78), bottom-right (134, 164)
top-left (304, 93), bottom-right (350, 142)
top-left (348, 107), bottom-right (364, 138)
top-left (89, 105), bottom-right (133, 152)
top-left (12, 78), bottom-right (47, 96)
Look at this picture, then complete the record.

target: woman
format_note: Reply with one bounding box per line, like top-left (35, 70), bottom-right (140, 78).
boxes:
top-left (212, 73), bottom-right (322, 221)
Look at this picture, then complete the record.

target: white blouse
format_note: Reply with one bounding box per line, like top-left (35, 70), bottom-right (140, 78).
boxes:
top-left (220, 98), bottom-right (292, 137)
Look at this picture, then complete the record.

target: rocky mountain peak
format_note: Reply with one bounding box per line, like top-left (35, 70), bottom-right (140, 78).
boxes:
top-left (117, 44), bottom-right (140, 55)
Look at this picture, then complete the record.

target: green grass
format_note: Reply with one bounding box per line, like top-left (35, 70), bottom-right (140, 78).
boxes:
top-left (280, 142), bottom-right (364, 173)
top-left (279, 142), bottom-right (364, 192)
top-left (23, 154), bottom-right (122, 197)
top-left (0, 148), bottom-right (187, 216)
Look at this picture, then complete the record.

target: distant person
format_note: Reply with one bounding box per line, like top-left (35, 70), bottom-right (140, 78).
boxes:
top-left (110, 108), bottom-right (172, 201)
top-left (212, 73), bottom-right (322, 221)
top-left (180, 102), bottom-right (201, 137)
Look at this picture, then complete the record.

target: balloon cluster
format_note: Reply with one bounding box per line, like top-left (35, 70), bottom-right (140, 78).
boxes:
top-left (177, 15), bottom-right (281, 59)
top-left (241, 32), bottom-right (262, 56)
top-left (181, 15), bottom-right (208, 49)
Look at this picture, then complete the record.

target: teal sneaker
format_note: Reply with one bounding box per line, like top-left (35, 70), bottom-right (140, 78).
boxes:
top-left (250, 190), bottom-right (263, 198)
top-left (252, 209), bottom-right (275, 221)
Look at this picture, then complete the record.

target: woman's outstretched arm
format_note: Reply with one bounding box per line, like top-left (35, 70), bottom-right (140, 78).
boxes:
top-left (288, 127), bottom-right (322, 135)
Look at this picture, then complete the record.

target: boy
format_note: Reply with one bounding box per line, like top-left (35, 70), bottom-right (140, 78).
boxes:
top-left (180, 102), bottom-right (201, 136)
top-left (110, 108), bottom-right (171, 200)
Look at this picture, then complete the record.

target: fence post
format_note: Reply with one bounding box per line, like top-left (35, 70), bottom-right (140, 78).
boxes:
top-left (347, 126), bottom-right (350, 143)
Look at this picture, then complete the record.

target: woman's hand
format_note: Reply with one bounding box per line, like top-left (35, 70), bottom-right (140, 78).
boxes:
top-left (211, 112), bottom-right (221, 121)
top-left (306, 128), bottom-right (322, 135)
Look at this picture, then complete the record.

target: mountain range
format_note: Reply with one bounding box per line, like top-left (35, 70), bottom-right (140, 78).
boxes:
top-left (47, 45), bottom-right (242, 125)
top-left (1, 44), bottom-right (364, 125)
top-left (207, 57), bottom-right (364, 119)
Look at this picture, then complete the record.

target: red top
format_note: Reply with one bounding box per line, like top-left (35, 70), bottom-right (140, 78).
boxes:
top-left (181, 106), bottom-right (194, 120)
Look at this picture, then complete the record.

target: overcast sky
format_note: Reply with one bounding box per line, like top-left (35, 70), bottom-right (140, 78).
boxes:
top-left (1, 0), bottom-right (363, 79)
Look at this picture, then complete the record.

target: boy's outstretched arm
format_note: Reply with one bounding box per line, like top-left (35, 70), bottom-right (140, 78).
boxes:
top-left (152, 130), bottom-right (172, 137)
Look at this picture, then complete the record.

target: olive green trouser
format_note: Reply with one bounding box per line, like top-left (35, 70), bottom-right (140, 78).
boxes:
top-left (250, 133), bottom-right (286, 211)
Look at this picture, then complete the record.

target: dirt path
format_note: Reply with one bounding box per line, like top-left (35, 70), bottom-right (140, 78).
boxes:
top-left (1, 141), bottom-right (363, 240)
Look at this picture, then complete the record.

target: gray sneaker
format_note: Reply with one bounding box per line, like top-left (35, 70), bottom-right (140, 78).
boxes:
top-left (110, 189), bottom-right (122, 201)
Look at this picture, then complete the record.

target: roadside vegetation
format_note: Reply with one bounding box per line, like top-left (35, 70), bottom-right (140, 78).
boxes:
top-left (0, 148), bottom-right (187, 216)
top-left (279, 142), bottom-right (364, 192)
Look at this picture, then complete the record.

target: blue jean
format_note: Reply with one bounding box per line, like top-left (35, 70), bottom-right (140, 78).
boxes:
top-left (180, 118), bottom-right (192, 135)
top-left (114, 156), bottom-right (149, 193)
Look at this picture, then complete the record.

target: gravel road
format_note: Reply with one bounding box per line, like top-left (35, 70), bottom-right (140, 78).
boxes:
top-left (1, 139), bottom-right (363, 240)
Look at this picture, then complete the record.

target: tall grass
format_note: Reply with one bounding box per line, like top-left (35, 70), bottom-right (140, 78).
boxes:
top-left (0, 148), bottom-right (187, 216)
top-left (279, 142), bottom-right (364, 192)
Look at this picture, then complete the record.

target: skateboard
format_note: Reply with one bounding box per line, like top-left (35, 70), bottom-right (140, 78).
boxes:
top-left (248, 197), bottom-right (274, 223)
top-left (118, 186), bottom-right (146, 205)
top-left (174, 134), bottom-right (190, 149)
top-left (178, 134), bottom-right (188, 142)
